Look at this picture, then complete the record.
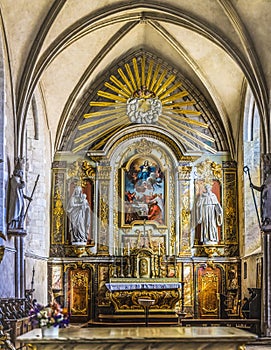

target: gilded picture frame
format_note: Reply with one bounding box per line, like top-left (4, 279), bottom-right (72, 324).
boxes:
top-left (121, 155), bottom-right (166, 228)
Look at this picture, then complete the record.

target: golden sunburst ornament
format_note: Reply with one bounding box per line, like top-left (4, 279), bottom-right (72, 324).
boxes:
top-left (73, 56), bottom-right (216, 153)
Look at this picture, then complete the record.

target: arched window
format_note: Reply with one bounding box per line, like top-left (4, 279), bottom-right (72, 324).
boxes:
top-left (243, 87), bottom-right (261, 255)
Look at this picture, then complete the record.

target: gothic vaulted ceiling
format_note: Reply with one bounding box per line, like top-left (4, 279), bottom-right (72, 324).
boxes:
top-left (1, 0), bottom-right (270, 158)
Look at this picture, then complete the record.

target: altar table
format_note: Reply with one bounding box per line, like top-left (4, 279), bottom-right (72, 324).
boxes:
top-left (17, 326), bottom-right (257, 350)
top-left (106, 279), bottom-right (181, 311)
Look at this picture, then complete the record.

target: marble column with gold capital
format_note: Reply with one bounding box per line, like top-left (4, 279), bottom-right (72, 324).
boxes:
top-left (96, 165), bottom-right (111, 255)
top-left (177, 164), bottom-right (193, 256)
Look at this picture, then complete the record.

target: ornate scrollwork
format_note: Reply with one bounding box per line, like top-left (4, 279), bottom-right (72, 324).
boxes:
top-left (134, 138), bottom-right (153, 154)
top-left (97, 166), bottom-right (111, 180)
top-left (178, 165), bottom-right (192, 180)
top-left (109, 289), bottom-right (179, 312)
top-left (68, 159), bottom-right (95, 186)
top-left (196, 159), bottom-right (222, 182)
top-left (53, 188), bottom-right (64, 238)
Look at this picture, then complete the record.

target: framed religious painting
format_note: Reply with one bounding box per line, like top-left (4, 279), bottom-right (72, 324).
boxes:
top-left (121, 155), bottom-right (166, 227)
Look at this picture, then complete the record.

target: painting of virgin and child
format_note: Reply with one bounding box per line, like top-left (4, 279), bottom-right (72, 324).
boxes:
top-left (123, 157), bottom-right (165, 226)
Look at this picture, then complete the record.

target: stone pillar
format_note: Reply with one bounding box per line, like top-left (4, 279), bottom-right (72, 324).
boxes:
top-left (14, 237), bottom-right (20, 297)
top-left (263, 231), bottom-right (271, 336)
top-left (20, 237), bottom-right (25, 297)
top-left (259, 154), bottom-right (271, 336)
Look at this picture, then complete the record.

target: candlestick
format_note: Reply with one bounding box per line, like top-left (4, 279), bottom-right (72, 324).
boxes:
top-left (31, 266), bottom-right (35, 290)
top-left (143, 219), bottom-right (146, 247)
top-left (181, 262), bottom-right (185, 312)
top-left (158, 242), bottom-right (161, 256)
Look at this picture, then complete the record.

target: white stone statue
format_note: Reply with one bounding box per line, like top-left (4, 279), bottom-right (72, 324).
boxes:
top-left (66, 186), bottom-right (91, 244)
top-left (196, 184), bottom-right (223, 244)
top-left (8, 159), bottom-right (31, 231)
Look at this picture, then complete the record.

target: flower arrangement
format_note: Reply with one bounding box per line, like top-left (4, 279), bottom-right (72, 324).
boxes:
top-left (29, 299), bottom-right (69, 328)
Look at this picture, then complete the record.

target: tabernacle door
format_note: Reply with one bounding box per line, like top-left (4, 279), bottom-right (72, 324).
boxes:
top-left (197, 265), bottom-right (222, 318)
top-left (65, 263), bottom-right (93, 323)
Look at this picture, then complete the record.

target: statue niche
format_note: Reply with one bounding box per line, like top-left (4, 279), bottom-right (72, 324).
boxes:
top-left (195, 180), bottom-right (223, 245)
top-left (66, 180), bottom-right (94, 246)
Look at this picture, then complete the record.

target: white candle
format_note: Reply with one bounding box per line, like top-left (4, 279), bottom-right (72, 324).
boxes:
top-left (128, 242), bottom-right (130, 256)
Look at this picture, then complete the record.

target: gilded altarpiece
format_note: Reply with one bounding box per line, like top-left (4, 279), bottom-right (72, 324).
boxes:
top-left (49, 146), bottom-right (239, 322)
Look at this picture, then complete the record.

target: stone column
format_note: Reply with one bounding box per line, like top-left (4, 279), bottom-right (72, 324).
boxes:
top-left (263, 231), bottom-right (271, 336)
top-left (14, 236), bottom-right (20, 297)
top-left (261, 154), bottom-right (271, 336)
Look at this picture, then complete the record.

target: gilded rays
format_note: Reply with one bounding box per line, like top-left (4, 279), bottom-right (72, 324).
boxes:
top-left (73, 56), bottom-right (216, 153)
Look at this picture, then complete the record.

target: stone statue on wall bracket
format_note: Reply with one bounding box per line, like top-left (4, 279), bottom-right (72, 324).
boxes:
top-left (66, 185), bottom-right (91, 245)
top-left (7, 158), bottom-right (32, 234)
top-left (249, 154), bottom-right (271, 232)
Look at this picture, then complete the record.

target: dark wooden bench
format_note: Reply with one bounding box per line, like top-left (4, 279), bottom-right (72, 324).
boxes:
top-left (181, 318), bottom-right (260, 335)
